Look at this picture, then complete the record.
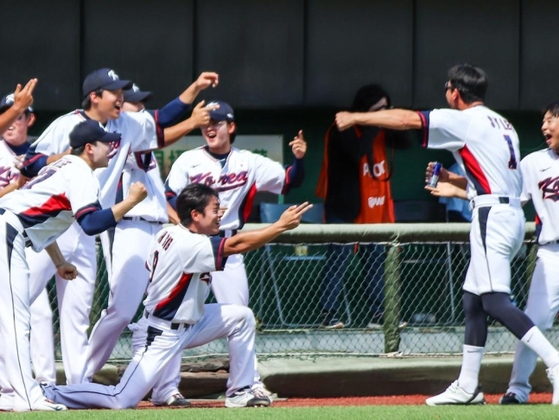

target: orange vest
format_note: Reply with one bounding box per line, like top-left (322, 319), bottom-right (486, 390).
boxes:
top-left (317, 125), bottom-right (394, 224)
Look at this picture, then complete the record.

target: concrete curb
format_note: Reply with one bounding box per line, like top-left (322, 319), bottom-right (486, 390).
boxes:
top-left (59, 355), bottom-right (552, 399)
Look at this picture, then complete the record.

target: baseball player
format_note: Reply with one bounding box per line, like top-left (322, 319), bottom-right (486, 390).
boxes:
top-left (0, 93), bottom-right (56, 409)
top-left (20, 69), bottom-right (218, 386)
top-left (41, 184), bottom-right (312, 409)
top-left (165, 101), bottom-right (306, 307)
top-left (336, 64), bottom-right (559, 406)
top-left (89, 84), bottom-right (187, 406)
top-left (496, 102), bottom-right (559, 404)
top-left (0, 120), bottom-right (147, 411)
top-left (0, 79), bottom-right (37, 136)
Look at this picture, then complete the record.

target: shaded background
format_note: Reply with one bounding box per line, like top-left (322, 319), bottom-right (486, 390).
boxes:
top-left (0, 0), bottom-right (553, 214)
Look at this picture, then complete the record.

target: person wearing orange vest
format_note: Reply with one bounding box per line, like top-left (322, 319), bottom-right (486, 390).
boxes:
top-left (316, 84), bottom-right (411, 328)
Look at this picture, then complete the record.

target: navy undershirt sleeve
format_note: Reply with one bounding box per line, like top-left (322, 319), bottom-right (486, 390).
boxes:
top-left (77, 208), bottom-right (117, 235)
top-left (156, 98), bottom-right (192, 128)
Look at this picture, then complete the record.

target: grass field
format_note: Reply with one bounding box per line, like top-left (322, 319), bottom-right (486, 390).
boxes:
top-left (8, 405), bottom-right (559, 420)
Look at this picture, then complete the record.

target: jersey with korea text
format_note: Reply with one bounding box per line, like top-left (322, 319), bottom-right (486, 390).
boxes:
top-left (520, 148), bottom-right (559, 245)
top-left (25, 109), bottom-right (162, 209)
top-left (166, 147), bottom-right (286, 230)
top-left (418, 106), bottom-right (522, 199)
top-left (0, 140), bottom-right (22, 188)
top-left (0, 155), bottom-right (100, 252)
top-left (144, 225), bottom-right (227, 324)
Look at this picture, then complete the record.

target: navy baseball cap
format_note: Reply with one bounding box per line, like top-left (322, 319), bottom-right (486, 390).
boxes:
top-left (69, 120), bottom-right (121, 149)
top-left (207, 101), bottom-right (234, 122)
top-left (0, 93), bottom-right (33, 114)
top-left (123, 84), bottom-right (152, 103)
top-left (82, 68), bottom-right (133, 97)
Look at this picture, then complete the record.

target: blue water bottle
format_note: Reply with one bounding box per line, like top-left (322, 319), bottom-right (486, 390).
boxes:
top-left (427, 162), bottom-right (442, 187)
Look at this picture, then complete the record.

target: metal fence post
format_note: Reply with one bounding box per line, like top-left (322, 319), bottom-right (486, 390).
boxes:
top-left (383, 243), bottom-right (401, 353)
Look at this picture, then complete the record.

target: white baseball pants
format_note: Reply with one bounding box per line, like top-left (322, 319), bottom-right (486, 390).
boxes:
top-left (44, 304), bottom-right (257, 409)
top-left (27, 222), bottom-right (97, 384)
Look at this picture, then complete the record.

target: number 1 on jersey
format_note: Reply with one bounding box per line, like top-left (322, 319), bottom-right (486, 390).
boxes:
top-left (503, 135), bottom-right (517, 169)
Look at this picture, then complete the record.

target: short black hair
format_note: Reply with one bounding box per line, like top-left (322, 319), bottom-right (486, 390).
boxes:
top-left (543, 102), bottom-right (559, 118)
top-left (351, 84), bottom-right (391, 112)
top-left (81, 89), bottom-right (104, 110)
top-left (176, 184), bottom-right (219, 226)
top-left (448, 64), bottom-right (488, 104)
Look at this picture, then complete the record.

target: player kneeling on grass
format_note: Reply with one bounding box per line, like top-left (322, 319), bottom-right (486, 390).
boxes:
top-left (42, 183), bottom-right (312, 409)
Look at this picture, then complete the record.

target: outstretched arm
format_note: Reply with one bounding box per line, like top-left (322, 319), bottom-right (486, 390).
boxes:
top-left (223, 202), bottom-right (313, 256)
top-left (336, 108), bottom-right (422, 131)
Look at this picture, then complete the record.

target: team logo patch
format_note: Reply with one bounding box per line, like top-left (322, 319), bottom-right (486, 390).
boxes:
top-left (539, 176), bottom-right (559, 201)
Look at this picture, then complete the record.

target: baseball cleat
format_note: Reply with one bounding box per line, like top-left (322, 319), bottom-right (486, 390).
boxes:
top-left (225, 386), bottom-right (271, 408)
top-left (32, 397), bottom-right (67, 411)
top-left (251, 384), bottom-right (277, 403)
top-left (152, 392), bottom-right (191, 407)
top-left (498, 392), bottom-right (523, 404)
top-left (546, 363), bottom-right (559, 405)
top-left (425, 380), bottom-right (485, 406)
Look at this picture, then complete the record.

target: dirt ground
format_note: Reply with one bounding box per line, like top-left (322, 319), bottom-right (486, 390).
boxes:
top-left (136, 393), bottom-right (551, 409)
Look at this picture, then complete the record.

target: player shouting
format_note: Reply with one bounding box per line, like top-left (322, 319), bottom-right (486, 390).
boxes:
top-left (19, 69), bottom-right (219, 386)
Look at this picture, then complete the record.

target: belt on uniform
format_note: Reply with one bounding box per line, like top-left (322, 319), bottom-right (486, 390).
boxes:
top-left (122, 216), bottom-right (161, 224)
top-left (469, 195), bottom-right (521, 210)
top-left (144, 311), bottom-right (187, 330)
top-left (218, 229), bottom-right (238, 238)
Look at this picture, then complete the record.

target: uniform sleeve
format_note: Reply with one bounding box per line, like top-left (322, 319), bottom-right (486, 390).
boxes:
top-left (252, 153), bottom-right (286, 194)
top-left (519, 157), bottom-right (532, 203)
top-left (417, 109), bottom-right (470, 151)
top-left (21, 116), bottom-right (73, 177)
top-left (165, 153), bottom-right (191, 209)
top-left (181, 235), bottom-right (228, 273)
top-left (121, 111), bottom-right (164, 153)
top-left (65, 166), bottom-right (102, 218)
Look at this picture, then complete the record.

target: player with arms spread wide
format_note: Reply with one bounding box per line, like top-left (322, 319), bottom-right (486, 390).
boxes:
top-left (42, 184), bottom-right (312, 409)
top-left (336, 63), bottom-right (559, 405)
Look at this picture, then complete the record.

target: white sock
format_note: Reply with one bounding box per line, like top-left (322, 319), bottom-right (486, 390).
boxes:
top-left (521, 326), bottom-right (559, 368)
top-left (457, 344), bottom-right (484, 394)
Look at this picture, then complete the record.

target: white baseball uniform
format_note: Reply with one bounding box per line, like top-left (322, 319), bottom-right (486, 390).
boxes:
top-left (0, 139), bottom-right (56, 406)
top-left (165, 146), bottom-right (288, 306)
top-left (418, 106), bottom-right (524, 295)
top-left (505, 148), bottom-right (559, 401)
top-left (42, 226), bottom-right (259, 409)
top-left (88, 150), bottom-right (181, 403)
top-left (22, 109), bottom-right (162, 384)
top-left (0, 155), bottom-right (101, 411)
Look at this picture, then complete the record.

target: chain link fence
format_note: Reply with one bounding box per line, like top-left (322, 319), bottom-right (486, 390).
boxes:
top-left (44, 222), bottom-right (559, 361)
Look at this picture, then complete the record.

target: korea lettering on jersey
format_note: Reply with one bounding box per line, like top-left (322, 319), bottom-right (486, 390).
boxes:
top-left (417, 106), bottom-right (522, 199)
top-left (0, 140), bottom-right (22, 188)
top-left (0, 155), bottom-right (101, 251)
top-left (25, 109), bottom-right (163, 209)
top-left (520, 149), bottom-right (559, 245)
top-left (143, 225), bottom-right (228, 324)
top-left (165, 147), bottom-right (286, 230)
